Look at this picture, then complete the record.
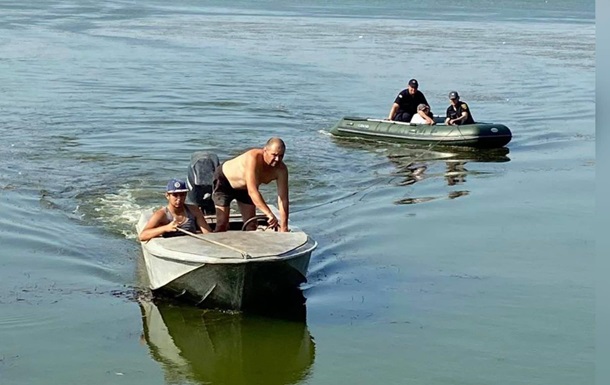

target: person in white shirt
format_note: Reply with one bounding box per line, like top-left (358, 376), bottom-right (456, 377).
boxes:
top-left (410, 104), bottom-right (435, 125)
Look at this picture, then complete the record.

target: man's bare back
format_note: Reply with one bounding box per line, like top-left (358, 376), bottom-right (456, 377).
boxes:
top-left (222, 148), bottom-right (282, 190)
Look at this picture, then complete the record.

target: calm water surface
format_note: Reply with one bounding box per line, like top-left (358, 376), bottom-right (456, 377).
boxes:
top-left (0, 1), bottom-right (594, 384)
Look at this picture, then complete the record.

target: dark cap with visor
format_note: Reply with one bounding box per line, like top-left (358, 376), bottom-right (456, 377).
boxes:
top-left (166, 179), bottom-right (189, 193)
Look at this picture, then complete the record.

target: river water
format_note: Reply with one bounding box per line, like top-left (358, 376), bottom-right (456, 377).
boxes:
top-left (0, 1), bottom-right (595, 384)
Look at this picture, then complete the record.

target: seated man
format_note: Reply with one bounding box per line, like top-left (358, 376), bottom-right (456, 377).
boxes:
top-left (445, 91), bottom-right (475, 125)
top-left (212, 137), bottom-right (289, 232)
top-left (387, 79), bottom-right (432, 122)
top-left (410, 104), bottom-right (436, 125)
top-left (138, 179), bottom-right (212, 241)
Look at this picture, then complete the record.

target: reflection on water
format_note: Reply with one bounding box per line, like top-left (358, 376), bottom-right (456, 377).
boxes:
top-left (139, 299), bottom-right (315, 385)
top-left (331, 137), bottom-right (510, 204)
top-left (444, 161), bottom-right (467, 186)
top-left (395, 163), bottom-right (427, 186)
top-left (394, 160), bottom-right (470, 188)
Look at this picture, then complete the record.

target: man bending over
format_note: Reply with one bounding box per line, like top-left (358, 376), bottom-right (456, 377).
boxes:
top-left (212, 137), bottom-right (289, 232)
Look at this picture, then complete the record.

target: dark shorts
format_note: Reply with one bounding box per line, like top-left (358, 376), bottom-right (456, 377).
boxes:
top-left (212, 164), bottom-right (254, 207)
top-left (393, 111), bottom-right (414, 122)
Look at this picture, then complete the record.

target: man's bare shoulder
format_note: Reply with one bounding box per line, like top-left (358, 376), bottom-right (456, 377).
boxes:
top-left (226, 148), bottom-right (258, 165)
top-left (247, 148), bottom-right (263, 157)
top-left (277, 161), bottom-right (288, 172)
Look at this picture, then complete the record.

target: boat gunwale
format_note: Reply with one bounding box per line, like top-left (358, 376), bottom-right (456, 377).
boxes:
top-left (334, 126), bottom-right (506, 141)
top-left (337, 116), bottom-right (509, 130)
top-left (141, 235), bottom-right (318, 265)
top-left (331, 116), bottom-right (512, 147)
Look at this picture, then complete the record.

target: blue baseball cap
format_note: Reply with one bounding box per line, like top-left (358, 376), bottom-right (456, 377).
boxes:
top-left (166, 179), bottom-right (189, 193)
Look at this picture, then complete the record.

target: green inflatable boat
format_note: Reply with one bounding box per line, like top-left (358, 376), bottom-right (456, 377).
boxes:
top-left (330, 116), bottom-right (512, 149)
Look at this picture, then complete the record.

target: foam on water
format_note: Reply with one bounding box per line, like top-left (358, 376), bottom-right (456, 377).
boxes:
top-left (92, 188), bottom-right (153, 239)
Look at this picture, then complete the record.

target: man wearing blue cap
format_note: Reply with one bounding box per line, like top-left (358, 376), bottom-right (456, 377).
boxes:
top-left (445, 91), bottom-right (475, 125)
top-left (138, 179), bottom-right (212, 241)
top-left (387, 79), bottom-right (432, 122)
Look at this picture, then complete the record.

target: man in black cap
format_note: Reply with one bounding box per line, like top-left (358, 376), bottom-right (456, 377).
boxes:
top-left (445, 91), bottom-right (475, 125)
top-left (387, 79), bottom-right (432, 122)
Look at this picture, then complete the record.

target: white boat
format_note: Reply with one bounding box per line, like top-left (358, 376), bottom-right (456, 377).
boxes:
top-left (135, 152), bottom-right (317, 310)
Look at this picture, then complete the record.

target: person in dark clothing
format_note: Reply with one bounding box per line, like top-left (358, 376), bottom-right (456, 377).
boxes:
top-left (387, 79), bottom-right (432, 122)
top-left (445, 91), bottom-right (475, 125)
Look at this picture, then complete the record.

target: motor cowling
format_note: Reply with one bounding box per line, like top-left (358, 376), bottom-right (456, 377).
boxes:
top-left (186, 152), bottom-right (219, 215)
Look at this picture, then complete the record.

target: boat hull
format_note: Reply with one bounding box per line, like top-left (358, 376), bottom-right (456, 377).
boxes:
top-left (136, 210), bottom-right (317, 311)
top-left (330, 116), bottom-right (512, 148)
top-left (141, 243), bottom-right (314, 310)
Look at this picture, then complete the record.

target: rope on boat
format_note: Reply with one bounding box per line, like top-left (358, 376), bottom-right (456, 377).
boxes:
top-left (176, 228), bottom-right (251, 259)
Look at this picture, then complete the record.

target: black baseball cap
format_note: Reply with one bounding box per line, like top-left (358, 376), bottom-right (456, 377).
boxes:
top-left (408, 79), bottom-right (418, 88)
top-left (448, 91), bottom-right (459, 99)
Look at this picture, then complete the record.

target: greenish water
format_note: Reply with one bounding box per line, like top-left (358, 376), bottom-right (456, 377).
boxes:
top-left (0, 1), bottom-right (594, 384)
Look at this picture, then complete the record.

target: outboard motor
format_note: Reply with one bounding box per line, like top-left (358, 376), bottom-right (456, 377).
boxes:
top-left (186, 152), bottom-right (220, 215)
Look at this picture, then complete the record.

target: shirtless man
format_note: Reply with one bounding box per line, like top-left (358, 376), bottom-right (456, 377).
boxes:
top-left (212, 137), bottom-right (289, 232)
